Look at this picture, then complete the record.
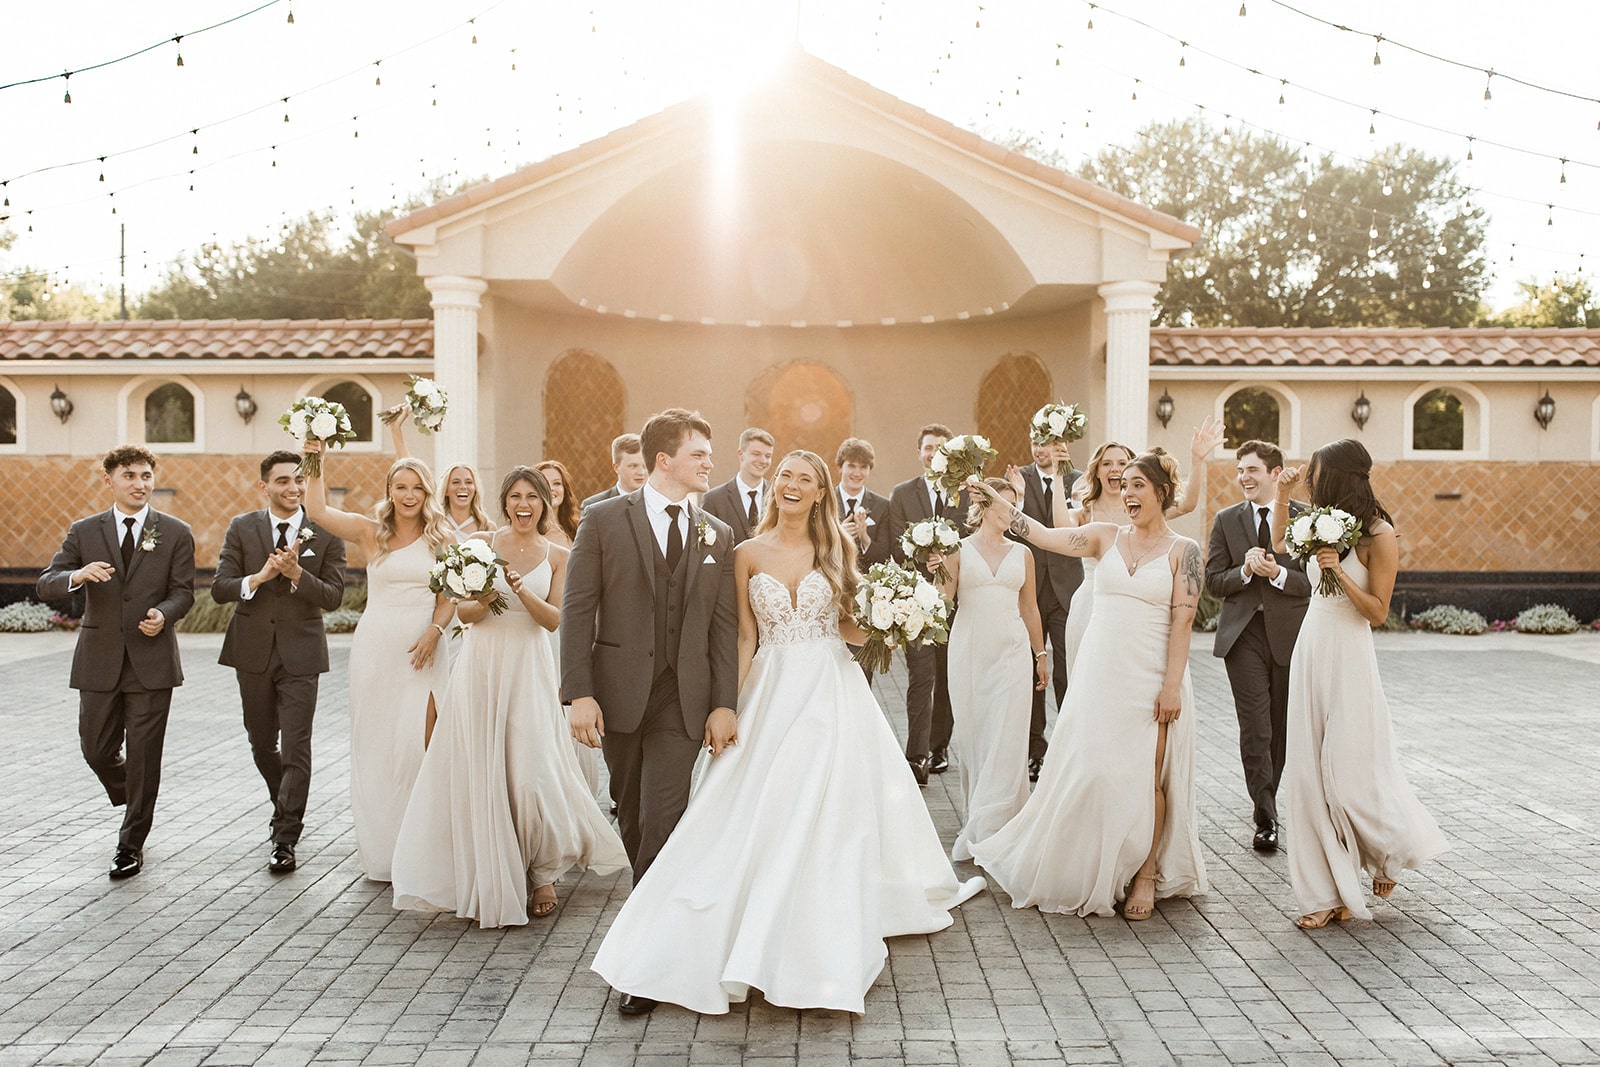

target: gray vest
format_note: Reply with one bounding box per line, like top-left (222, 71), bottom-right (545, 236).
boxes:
top-left (651, 527), bottom-right (693, 679)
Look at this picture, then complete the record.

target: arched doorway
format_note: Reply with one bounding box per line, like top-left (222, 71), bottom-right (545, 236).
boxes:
top-left (976, 352), bottom-right (1052, 469)
top-left (746, 361), bottom-right (853, 458)
top-left (543, 350), bottom-right (626, 501)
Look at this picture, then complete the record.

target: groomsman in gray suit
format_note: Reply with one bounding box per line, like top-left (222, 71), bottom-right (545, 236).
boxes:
top-left (1206, 439), bottom-right (1311, 853)
top-left (1015, 439), bottom-right (1082, 781)
top-left (581, 433), bottom-right (647, 510)
top-left (835, 437), bottom-right (891, 680)
top-left (887, 423), bottom-right (968, 785)
top-left (561, 408), bottom-right (738, 1015)
top-left (212, 451), bottom-right (347, 874)
top-left (38, 445), bottom-right (196, 879)
top-left (701, 427), bottom-right (774, 546)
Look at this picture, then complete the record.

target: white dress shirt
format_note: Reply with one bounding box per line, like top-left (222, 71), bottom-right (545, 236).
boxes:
top-left (735, 474), bottom-right (766, 518)
top-left (642, 482), bottom-right (691, 558)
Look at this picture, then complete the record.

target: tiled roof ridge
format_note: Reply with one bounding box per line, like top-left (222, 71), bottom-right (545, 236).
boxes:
top-left (1151, 323), bottom-right (1600, 368)
top-left (1152, 325), bottom-right (1600, 338)
top-left (0, 318), bottom-right (434, 361)
top-left (0, 317), bottom-right (432, 331)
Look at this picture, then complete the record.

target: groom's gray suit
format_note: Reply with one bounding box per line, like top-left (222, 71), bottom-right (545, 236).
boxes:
top-left (560, 490), bottom-right (737, 881)
top-left (38, 508), bottom-right (196, 852)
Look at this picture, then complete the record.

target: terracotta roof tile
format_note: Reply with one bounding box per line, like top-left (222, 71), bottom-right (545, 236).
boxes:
top-left (0, 319), bottom-right (433, 361)
top-left (1150, 326), bottom-right (1600, 369)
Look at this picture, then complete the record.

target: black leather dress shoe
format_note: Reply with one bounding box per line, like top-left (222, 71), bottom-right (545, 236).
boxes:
top-left (269, 843), bottom-right (297, 873)
top-left (909, 757), bottom-right (930, 786)
top-left (1252, 823), bottom-right (1280, 852)
top-left (109, 848), bottom-right (142, 879)
top-left (929, 748), bottom-right (950, 774)
top-left (1028, 757), bottom-right (1043, 784)
top-left (617, 993), bottom-right (658, 1015)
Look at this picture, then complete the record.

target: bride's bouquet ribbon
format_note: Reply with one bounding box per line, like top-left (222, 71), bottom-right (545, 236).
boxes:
top-left (1284, 506), bottom-right (1364, 597)
top-left (279, 396), bottom-right (355, 478)
top-left (850, 562), bottom-right (952, 674)
top-left (899, 517), bottom-right (961, 586)
top-left (429, 539), bottom-right (510, 615)
top-left (380, 375), bottom-right (449, 436)
top-left (926, 433), bottom-right (996, 502)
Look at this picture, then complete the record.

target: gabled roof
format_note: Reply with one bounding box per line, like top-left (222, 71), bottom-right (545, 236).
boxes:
top-left (388, 48), bottom-right (1200, 245)
top-left (1151, 326), bottom-right (1600, 369)
top-left (0, 319), bottom-right (433, 361)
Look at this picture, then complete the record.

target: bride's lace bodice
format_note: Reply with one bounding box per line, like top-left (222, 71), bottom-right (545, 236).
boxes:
top-left (749, 571), bottom-right (840, 647)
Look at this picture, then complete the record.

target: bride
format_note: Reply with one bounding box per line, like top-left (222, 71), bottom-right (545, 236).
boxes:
top-left (590, 450), bottom-right (985, 1015)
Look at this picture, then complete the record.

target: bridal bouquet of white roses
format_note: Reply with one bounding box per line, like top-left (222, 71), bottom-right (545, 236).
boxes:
top-left (850, 561), bottom-right (953, 674)
top-left (1284, 506), bottom-right (1364, 597)
top-left (926, 433), bottom-right (997, 502)
top-left (379, 375), bottom-right (449, 435)
top-left (899, 516), bottom-right (961, 585)
top-left (279, 396), bottom-right (356, 478)
top-left (429, 539), bottom-right (509, 615)
top-left (1030, 402), bottom-right (1087, 446)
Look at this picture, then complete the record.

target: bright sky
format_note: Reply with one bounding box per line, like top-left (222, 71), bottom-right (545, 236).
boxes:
top-left (4, 0), bottom-right (1596, 313)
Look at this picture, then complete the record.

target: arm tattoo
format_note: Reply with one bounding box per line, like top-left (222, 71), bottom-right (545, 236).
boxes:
top-left (1063, 529), bottom-right (1090, 553)
top-left (1008, 509), bottom-right (1033, 539)
top-left (1181, 541), bottom-right (1203, 598)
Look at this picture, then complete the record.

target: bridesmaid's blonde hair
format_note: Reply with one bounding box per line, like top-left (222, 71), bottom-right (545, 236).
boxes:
top-left (1081, 441), bottom-right (1135, 508)
top-left (440, 462), bottom-right (493, 531)
top-left (372, 457), bottom-right (453, 561)
top-left (753, 450), bottom-right (859, 612)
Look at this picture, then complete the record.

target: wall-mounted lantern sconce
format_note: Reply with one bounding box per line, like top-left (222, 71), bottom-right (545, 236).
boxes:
top-left (1351, 390), bottom-right (1372, 431)
top-left (1534, 390), bottom-right (1556, 430)
top-left (1155, 389), bottom-right (1175, 429)
top-left (235, 386), bottom-right (258, 424)
top-left (49, 383), bottom-right (74, 424)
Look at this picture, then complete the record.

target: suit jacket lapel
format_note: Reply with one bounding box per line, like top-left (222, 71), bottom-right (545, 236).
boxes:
top-left (623, 494), bottom-right (657, 599)
top-left (100, 513), bottom-right (123, 577)
top-left (684, 502), bottom-right (703, 598)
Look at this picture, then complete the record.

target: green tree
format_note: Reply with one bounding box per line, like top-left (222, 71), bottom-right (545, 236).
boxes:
top-left (1, 228), bottom-right (119, 321)
top-left (1074, 119), bottom-right (1489, 327)
top-left (1480, 273), bottom-right (1599, 328)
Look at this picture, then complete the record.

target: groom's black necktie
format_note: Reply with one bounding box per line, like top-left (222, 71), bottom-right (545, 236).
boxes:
top-left (275, 522), bottom-right (290, 551)
top-left (120, 517), bottom-right (136, 570)
top-left (664, 504), bottom-right (684, 572)
top-left (1256, 506), bottom-right (1272, 551)
top-left (845, 497), bottom-right (857, 519)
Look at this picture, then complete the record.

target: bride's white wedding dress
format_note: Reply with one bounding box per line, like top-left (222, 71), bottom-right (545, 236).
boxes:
top-left (590, 570), bottom-right (985, 1014)
top-left (1284, 553), bottom-right (1448, 920)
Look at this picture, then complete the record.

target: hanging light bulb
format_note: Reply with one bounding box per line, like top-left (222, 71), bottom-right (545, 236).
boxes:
top-left (1466, 136), bottom-right (1474, 162)
top-left (1382, 170), bottom-right (1393, 195)
top-left (283, 97), bottom-right (290, 122)
top-left (192, 130), bottom-right (199, 155)
top-left (1238, 2), bottom-right (1247, 14)
top-left (1178, 41), bottom-right (1187, 67)
top-left (1086, 3), bottom-right (1094, 30)
top-left (1297, 199), bottom-right (1307, 219)
top-left (1369, 212), bottom-right (1378, 240)
top-left (174, 36), bottom-right (184, 66)
top-left (374, 61), bottom-right (381, 86)
top-left (63, 73), bottom-right (71, 104)
top-left (1368, 109), bottom-right (1377, 136)
top-left (1547, 204), bottom-right (1554, 226)
top-left (1483, 71), bottom-right (1494, 101)
top-left (1131, 79), bottom-right (1139, 102)
top-left (286, 5), bottom-right (294, 24)
top-left (1372, 36), bottom-right (1382, 65)
top-left (1560, 159), bottom-right (1568, 184)
top-left (98, 157), bottom-right (106, 182)
top-left (1278, 80), bottom-right (1286, 106)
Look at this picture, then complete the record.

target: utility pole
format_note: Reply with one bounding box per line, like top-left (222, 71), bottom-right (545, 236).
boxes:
top-left (119, 223), bottom-right (128, 320)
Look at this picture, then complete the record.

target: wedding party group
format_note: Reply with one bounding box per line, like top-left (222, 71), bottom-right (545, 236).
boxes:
top-left (38, 391), bottom-right (1448, 1017)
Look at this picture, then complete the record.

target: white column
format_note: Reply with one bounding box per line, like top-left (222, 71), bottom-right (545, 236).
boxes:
top-left (425, 275), bottom-right (488, 470)
top-left (1098, 280), bottom-right (1161, 451)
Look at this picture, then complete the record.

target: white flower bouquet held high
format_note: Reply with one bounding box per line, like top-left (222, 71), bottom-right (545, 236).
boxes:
top-left (279, 396), bottom-right (356, 478)
top-left (429, 538), bottom-right (509, 615)
top-left (926, 434), bottom-right (997, 502)
top-left (899, 517), bottom-right (961, 585)
top-left (1030, 402), bottom-right (1087, 446)
top-left (380, 376), bottom-right (449, 435)
top-left (1284, 506), bottom-right (1364, 598)
top-left (850, 561), bottom-right (953, 674)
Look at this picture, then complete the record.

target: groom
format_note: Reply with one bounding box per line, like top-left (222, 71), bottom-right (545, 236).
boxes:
top-left (212, 450), bottom-right (347, 874)
top-left (562, 408), bottom-right (738, 1014)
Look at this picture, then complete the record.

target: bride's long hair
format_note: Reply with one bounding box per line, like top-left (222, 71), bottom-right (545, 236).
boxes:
top-left (753, 449), bottom-right (859, 612)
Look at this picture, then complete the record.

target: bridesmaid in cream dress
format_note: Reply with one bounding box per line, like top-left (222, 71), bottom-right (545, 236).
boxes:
top-left (969, 451), bottom-right (1207, 920)
top-left (301, 440), bottom-right (455, 882)
top-left (392, 467), bottom-right (626, 927)
top-left (536, 459), bottom-right (602, 799)
top-left (1273, 440), bottom-right (1447, 929)
top-left (929, 479), bottom-right (1046, 862)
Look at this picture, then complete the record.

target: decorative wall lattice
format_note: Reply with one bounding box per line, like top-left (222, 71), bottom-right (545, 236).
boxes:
top-left (975, 352), bottom-right (1052, 469)
top-left (542, 350), bottom-right (626, 503)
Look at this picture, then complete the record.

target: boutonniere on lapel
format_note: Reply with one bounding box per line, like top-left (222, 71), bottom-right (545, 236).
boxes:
top-left (297, 527), bottom-right (316, 545)
top-left (139, 521), bottom-right (161, 553)
top-left (696, 516), bottom-right (716, 549)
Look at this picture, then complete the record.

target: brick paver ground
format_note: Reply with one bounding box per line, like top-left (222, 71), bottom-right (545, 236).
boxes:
top-left (2, 629), bottom-right (1598, 1066)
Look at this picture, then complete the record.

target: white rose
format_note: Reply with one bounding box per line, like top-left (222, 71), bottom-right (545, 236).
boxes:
top-left (445, 570), bottom-right (468, 597)
top-left (913, 582), bottom-right (940, 610)
top-left (429, 562), bottom-right (446, 579)
top-left (289, 411), bottom-right (310, 438)
top-left (870, 600), bottom-right (894, 631)
top-left (904, 611), bottom-right (925, 641)
top-left (912, 524), bottom-right (934, 547)
top-left (414, 378), bottom-right (438, 397)
top-left (973, 436), bottom-right (990, 449)
top-left (1314, 515), bottom-right (1345, 543)
top-left (929, 452), bottom-right (948, 473)
top-left (701, 524), bottom-right (716, 547)
top-left (310, 411), bottom-right (338, 439)
top-left (460, 562), bottom-right (489, 592)
top-left (872, 585), bottom-right (892, 601)
top-left (891, 599), bottom-right (911, 623)
top-left (856, 590), bottom-right (870, 612)
top-left (338, 413), bottom-right (351, 431)
top-left (1290, 515), bottom-right (1315, 545)
top-left (1048, 410), bottom-right (1068, 435)
top-left (463, 539), bottom-right (496, 563)
top-left (936, 527), bottom-right (959, 548)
